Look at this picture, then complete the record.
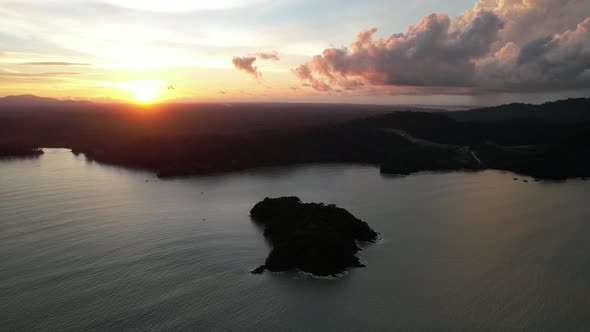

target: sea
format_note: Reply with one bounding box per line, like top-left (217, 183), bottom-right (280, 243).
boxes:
top-left (2, 149), bottom-right (590, 331)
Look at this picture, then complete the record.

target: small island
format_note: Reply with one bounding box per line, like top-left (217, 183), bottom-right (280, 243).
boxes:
top-left (250, 197), bottom-right (378, 276)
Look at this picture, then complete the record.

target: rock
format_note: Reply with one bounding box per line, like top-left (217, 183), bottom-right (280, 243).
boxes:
top-left (250, 197), bottom-right (378, 277)
top-left (251, 266), bottom-right (266, 274)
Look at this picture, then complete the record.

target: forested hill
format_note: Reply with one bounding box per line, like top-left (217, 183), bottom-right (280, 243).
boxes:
top-left (447, 98), bottom-right (590, 123)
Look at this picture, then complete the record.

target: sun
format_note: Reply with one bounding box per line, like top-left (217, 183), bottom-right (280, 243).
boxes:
top-left (123, 80), bottom-right (167, 104)
top-left (132, 86), bottom-right (158, 103)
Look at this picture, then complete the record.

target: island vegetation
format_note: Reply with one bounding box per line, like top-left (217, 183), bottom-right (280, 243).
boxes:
top-left (250, 197), bottom-right (378, 276)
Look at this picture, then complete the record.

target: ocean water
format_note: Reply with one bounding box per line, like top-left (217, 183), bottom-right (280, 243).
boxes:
top-left (2, 149), bottom-right (590, 331)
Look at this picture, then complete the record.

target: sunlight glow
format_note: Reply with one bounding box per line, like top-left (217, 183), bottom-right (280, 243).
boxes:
top-left (129, 81), bottom-right (164, 103)
top-left (132, 87), bottom-right (158, 103)
top-left (102, 80), bottom-right (170, 104)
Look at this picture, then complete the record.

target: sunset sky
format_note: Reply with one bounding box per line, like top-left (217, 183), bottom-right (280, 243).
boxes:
top-left (1, 0), bottom-right (589, 105)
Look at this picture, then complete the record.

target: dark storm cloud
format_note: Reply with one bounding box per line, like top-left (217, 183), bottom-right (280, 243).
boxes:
top-left (516, 36), bottom-right (556, 65)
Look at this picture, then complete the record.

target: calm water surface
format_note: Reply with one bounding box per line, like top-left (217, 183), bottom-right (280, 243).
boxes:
top-left (2, 149), bottom-right (590, 331)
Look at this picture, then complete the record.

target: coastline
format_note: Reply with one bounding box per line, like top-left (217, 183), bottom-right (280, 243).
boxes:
top-left (0, 147), bottom-right (44, 159)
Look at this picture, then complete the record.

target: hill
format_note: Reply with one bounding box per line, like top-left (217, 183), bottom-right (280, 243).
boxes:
top-left (448, 98), bottom-right (590, 123)
top-left (0, 95), bottom-right (95, 110)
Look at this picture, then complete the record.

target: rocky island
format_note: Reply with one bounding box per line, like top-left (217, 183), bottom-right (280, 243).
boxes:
top-left (250, 197), bottom-right (378, 276)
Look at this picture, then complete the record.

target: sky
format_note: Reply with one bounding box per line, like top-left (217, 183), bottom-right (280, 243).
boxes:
top-left (0, 0), bottom-right (589, 105)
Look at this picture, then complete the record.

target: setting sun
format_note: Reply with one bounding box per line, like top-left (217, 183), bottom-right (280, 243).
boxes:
top-left (122, 80), bottom-right (168, 104)
top-left (132, 87), bottom-right (157, 103)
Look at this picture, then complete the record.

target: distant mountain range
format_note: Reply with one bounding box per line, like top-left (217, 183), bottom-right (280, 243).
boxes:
top-left (0, 95), bottom-right (94, 109)
top-left (1, 94), bottom-right (588, 123)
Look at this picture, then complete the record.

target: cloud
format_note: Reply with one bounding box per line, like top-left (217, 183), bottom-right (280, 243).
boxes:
top-left (253, 52), bottom-right (280, 61)
top-left (476, 17), bottom-right (590, 92)
top-left (467, 0), bottom-right (590, 48)
top-left (233, 52), bottom-right (280, 80)
top-left (0, 69), bottom-right (79, 83)
top-left (579, 69), bottom-right (590, 82)
top-left (13, 0), bottom-right (273, 13)
top-left (294, 0), bottom-right (590, 94)
top-left (292, 64), bottom-right (333, 91)
top-left (0, 70), bottom-right (80, 77)
top-left (21, 61), bottom-right (92, 66)
top-left (293, 10), bottom-right (504, 91)
top-left (232, 56), bottom-right (260, 79)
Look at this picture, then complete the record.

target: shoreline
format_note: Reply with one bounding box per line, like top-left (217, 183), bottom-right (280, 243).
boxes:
top-left (0, 147), bottom-right (44, 159)
top-left (31, 148), bottom-right (589, 182)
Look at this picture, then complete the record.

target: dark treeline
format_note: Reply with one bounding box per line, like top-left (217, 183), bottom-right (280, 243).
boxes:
top-left (1, 95), bottom-right (589, 180)
top-left (0, 145), bottom-right (44, 158)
